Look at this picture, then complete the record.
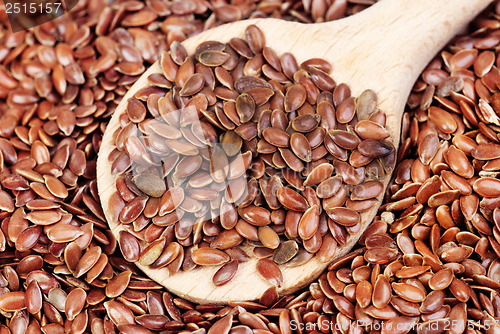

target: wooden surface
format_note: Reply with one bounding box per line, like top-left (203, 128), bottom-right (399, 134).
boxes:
top-left (97, 0), bottom-right (493, 303)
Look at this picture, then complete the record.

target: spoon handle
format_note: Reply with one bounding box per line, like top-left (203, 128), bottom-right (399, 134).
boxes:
top-left (339, 0), bottom-right (493, 74)
top-left (309, 0), bottom-right (493, 144)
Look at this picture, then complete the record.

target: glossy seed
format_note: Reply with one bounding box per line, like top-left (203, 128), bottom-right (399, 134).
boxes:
top-left (276, 187), bottom-right (308, 211)
top-left (428, 268), bottom-right (454, 290)
top-left (238, 206), bottom-right (271, 226)
top-left (199, 51), bottom-right (230, 66)
top-left (327, 207), bottom-right (360, 227)
top-left (358, 139), bottom-right (394, 158)
top-left (258, 226), bottom-right (280, 249)
top-left (290, 133), bottom-right (312, 162)
top-left (213, 261), bottom-right (238, 286)
top-left (0, 291), bottom-right (25, 312)
top-left (65, 288), bottom-right (86, 321)
top-left (372, 275), bottom-right (391, 309)
top-left (285, 84), bottom-right (306, 112)
top-left (292, 114), bottom-right (321, 132)
top-left (256, 258), bottom-right (283, 287)
top-left (262, 127), bottom-right (290, 147)
top-left (298, 205), bottom-right (319, 240)
top-left (191, 248), bottom-right (230, 266)
top-left (392, 282), bottom-right (426, 303)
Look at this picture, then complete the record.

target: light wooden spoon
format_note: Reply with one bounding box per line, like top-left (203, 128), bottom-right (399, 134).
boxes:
top-left (97, 0), bottom-right (492, 303)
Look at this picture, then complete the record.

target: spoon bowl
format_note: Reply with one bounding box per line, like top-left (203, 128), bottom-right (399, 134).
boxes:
top-left (97, 0), bottom-right (492, 303)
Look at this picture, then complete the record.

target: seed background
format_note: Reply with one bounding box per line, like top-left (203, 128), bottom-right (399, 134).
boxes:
top-left (0, 0), bottom-right (500, 333)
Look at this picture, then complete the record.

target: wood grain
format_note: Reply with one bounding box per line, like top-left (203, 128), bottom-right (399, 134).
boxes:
top-left (97, 0), bottom-right (492, 303)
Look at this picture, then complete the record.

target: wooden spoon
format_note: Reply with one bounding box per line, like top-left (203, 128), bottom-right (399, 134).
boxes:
top-left (97, 0), bottom-right (492, 303)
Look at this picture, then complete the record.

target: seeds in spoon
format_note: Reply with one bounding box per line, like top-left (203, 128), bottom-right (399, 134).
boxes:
top-left (109, 24), bottom-right (392, 286)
